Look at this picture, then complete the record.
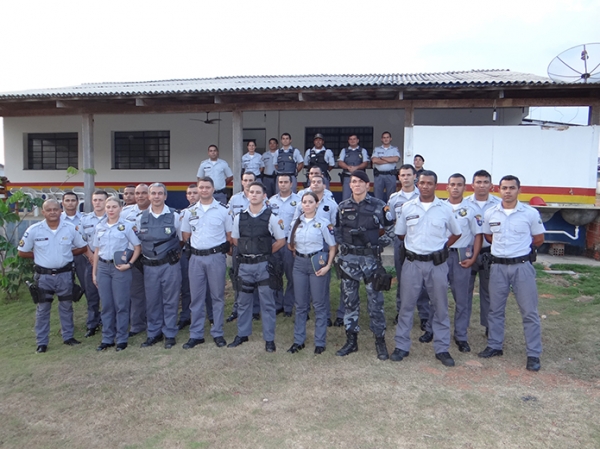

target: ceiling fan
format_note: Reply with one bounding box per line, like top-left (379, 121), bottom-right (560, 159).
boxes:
top-left (190, 112), bottom-right (222, 125)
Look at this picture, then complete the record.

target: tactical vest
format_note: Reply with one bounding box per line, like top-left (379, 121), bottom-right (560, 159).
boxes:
top-left (308, 149), bottom-right (329, 174)
top-left (277, 149), bottom-right (296, 174)
top-left (238, 209), bottom-right (273, 256)
top-left (339, 199), bottom-right (382, 247)
top-left (138, 208), bottom-right (180, 259)
top-left (343, 148), bottom-right (364, 167)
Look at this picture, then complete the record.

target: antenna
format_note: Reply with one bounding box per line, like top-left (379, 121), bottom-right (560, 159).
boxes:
top-left (547, 43), bottom-right (600, 83)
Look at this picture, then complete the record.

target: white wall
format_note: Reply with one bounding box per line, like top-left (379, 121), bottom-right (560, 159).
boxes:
top-left (412, 125), bottom-right (599, 188)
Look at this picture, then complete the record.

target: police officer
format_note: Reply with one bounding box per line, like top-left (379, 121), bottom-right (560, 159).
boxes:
top-left (18, 199), bottom-right (87, 353)
top-left (228, 181), bottom-right (286, 352)
top-left (443, 173), bottom-right (483, 353)
top-left (181, 177), bottom-right (232, 349)
top-left (293, 175), bottom-right (339, 326)
top-left (275, 133), bottom-right (304, 193)
top-left (478, 175), bottom-right (545, 372)
top-left (120, 183), bottom-right (150, 337)
top-left (122, 185), bottom-right (137, 206)
top-left (391, 170), bottom-right (461, 367)
top-left (334, 170), bottom-right (394, 360)
top-left (413, 154), bottom-right (425, 182)
top-left (197, 144), bottom-right (234, 204)
top-left (80, 190), bottom-right (108, 338)
top-left (287, 192), bottom-right (337, 354)
top-left (226, 172), bottom-right (261, 322)
top-left (466, 170), bottom-right (501, 336)
top-left (269, 174), bottom-right (300, 317)
top-left (92, 197), bottom-right (142, 352)
top-left (136, 183), bottom-right (182, 349)
top-left (387, 165), bottom-right (430, 329)
top-left (297, 166), bottom-right (335, 202)
top-left (241, 140), bottom-right (264, 179)
top-left (337, 134), bottom-right (369, 201)
top-left (261, 138), bottom-right (279, 198)
top-left (371, 131), bottom-right (400, 203)
top-left (304, 133), bottom-right (335, 189)
top-left (61, 191), bottom-right (87, 305)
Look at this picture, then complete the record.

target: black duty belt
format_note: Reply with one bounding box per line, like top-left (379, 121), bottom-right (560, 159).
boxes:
top-left (262, 173), bottom-right (276, 179)
top-left (374, 169), bottom-right (396, 176)
top-left (98, 257), bottom-right (114, 264)
top-left (191, 242), bottom-right (229, 256)
top-left (346, 247), bottom-right (380, 256)
top-left (295, 250), bottom-right (319, 258)
top-left (238, 254), bottom-right (269, 264)
top-left (405, 250), bottom-right (435, 262)
top-left (141, 256), bottom-right (170, 266)
top-left (480, 247), bottom-right (491, 254)
top-left (214, 188), bottom-right (228, 194)
top-left (35, 263), bottom-right (72, 275)
top-left (491, 255), bottom-right (530, 265)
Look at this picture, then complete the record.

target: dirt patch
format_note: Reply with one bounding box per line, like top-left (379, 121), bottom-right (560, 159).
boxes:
top-left (574, 295), bottom-right (595, 303)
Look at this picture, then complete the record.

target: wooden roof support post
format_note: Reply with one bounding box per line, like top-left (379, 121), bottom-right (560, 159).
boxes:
top-left (232, 109), bottom-right (243, 194)
top-left (403, 102), bottom-right (414, 164)
top-left (81, 113), bottom-right (95, 212)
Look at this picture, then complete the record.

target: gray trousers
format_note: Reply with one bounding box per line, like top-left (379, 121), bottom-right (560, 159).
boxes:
top-left (394, 238), bottom-right (430, 320)
top-left (341, 176), bottom-right (352, 201)
top-left (189, 253), bottom-right (226, 339)
top-left (395, 260), bottom-right (451, 354)
top-left (130, 265), bottom-right (147, 333)
top-left (469, 251), bottom-right (492, 328)
top-left (261, 176), bottom-right (276, 198)
top-left (487, 262), bottom-right (542, 357)
top-left (84, 262), bottom-right (102, 329)
top-left (273, 245), bottom-right (295, 313)
top-left (97, 261), bottom-right (132, 345)
top-left (293, 256), bottom-right (328, 347)
top-left (237, 261), bottom-right (276, 341)
top-left (231, 246), bottom-right (260, 314)
top-left (73, 254), bottom-right (87, 293)
top-left (35, 272), bottom-right (74, 346)
top-left (447, 250), bottom-right (472, 341)
top-left (144, 262), bottom-right (182, 339)
top-left (213, 191), bottom-right (228, 205)
top-left (179, 252), bottom-right (213, 323)
top-left (374, 173), bottom-right (396, 203)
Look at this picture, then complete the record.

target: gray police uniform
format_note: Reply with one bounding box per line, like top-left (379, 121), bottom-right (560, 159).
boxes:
top-left (372, 145), bottom-right (400, 203)
top-left (338, 147), bottom-right (370, 200)
top-left (232, 206), bottom-right (285, 342)
top-left (61, 211), bottom-right (87, 301)
top-left (304, 148), bottom-right (335, 189)
top-left (261, 151), bottom-right (278, 198)
top-left (394, 197), bottom-right (461, 355)
top-left (387, 188), bottom-right (431, 321)
top-left (241, 152), bottom-right (264, 179)
top-left (335, 194), bottom-right (394, 337)
top-left (269, 192), bottom-right (301, 314)
top-left (197, 158), bottom-right (233, 204)
top-left (446, 200), bottom-right (483, 342)
top-left (80, 212), bottom-right (106, 331)
top-left (93, 219), bottom-right (141, 345)
top-left (297, 187), bottom-right (335, 203)
top-left (483, 201), bottom-right (545, 357)
top-left (121, 205), bottom-right (147, 334)
top-left (19, 218), bottom-right (87, 346)
top-left (466, 193), bottom-right (501, 329)
top-left (136, 205), bottom-right (182, 340)
top-left (181, 199), bottom-right (232, 340)
top-left (227, 192), bottom-right (261, 316)
top-left (276, 147), bottom-right (303, 193)
top-left (289, 215), bottom-right (336, 347)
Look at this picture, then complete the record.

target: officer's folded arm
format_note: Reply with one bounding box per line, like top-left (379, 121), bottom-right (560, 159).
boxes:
top-left (73, 245), bottom-right (87, 257)
top-left (532, 234), bottom-right (544, 248)
top-left (446, 233), bottom-right (461, 248)
top-left (272, 238), bottom-right (286, 253)
top-left (17, 250), bottom-right (34, 259)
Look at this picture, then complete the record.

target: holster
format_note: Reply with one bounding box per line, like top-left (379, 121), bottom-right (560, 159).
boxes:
top-left (432, 247), bottom-right (449, 266)
top-left (267, 257), bottom-right (284, 291)
top-left (529, 245), bottom-right (538, 263)
top-left (167, 249), bottom-right (181, 265)
top-left (26, 281), bottom-right (43, 304)
top-left (229, 267), bottom-right (238, 291)
top-left (369, 264), bottom-right (392, 291)
top-left (481, 252), bottom-right (492, 271)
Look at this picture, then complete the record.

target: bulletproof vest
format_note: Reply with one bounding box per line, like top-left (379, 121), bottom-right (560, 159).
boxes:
top-left (138, 208), bottom-right (180, 259)
top-left (238, 209), bottom-right (273, 256)
top-left (343, 148), bottom-right (364, 167)
top-left (339, 199), bottom-right (382, 247)
top-left (277, 149), bottom-right (296, 174)
top-left (308, 149), bottom-right (329, 173)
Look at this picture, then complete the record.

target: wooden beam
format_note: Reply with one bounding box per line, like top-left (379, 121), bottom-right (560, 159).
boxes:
top-left (403, 102), bottom-right (414, 164)
top-left (81, 114), bottom-right (95, 213)
top-left (232, 110), bottom-right (243, 194)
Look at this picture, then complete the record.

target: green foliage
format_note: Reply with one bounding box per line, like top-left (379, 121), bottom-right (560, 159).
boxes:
top-left (0, 191), bottom-right (43, 300)
top-left (62, 166), bottom-right (97, 186)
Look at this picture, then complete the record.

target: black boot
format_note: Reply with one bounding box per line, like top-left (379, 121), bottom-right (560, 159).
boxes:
top-left (335, 331), bottom-right (358, 356)
top-left (375, 336), bottom-right (389, 360)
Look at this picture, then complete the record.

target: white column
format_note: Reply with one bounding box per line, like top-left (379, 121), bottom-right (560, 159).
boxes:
top-left (81, 114), bottom-right (95, 212)
top-left (232, 110), bottom-right (243, 194)
top-left (403, 104), bottom-right (414, 163)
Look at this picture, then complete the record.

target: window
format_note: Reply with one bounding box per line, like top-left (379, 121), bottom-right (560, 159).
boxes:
top-left (27, 133), bottom-right (78, 170)
top-left (114, 131), bottom-right (170, 169)
top-left (304, 127), bottom-right (374, 159)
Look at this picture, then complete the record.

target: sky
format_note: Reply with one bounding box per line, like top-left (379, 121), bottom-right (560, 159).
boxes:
top-left (0, 0), bottom-right (598, 163)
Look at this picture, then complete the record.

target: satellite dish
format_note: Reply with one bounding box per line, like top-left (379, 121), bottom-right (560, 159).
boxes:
top-left (547, 43), bottom-right (600, 83)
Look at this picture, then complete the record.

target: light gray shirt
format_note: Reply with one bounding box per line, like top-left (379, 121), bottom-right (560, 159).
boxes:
top-left (197, 158), bottom-right (233, 190)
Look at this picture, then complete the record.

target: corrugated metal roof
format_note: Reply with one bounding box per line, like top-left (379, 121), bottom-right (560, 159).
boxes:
top-left (0, 70), bottom-right (554, 100)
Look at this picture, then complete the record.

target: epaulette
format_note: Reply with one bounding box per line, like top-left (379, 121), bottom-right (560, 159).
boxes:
top-left (219, 202), bottom-right (227, 208)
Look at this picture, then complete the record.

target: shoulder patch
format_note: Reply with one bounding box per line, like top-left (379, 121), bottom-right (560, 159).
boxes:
top-left (278, 219), bottom-right (285, 230)
top-left (327, 224), bottom-right (334, 235)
